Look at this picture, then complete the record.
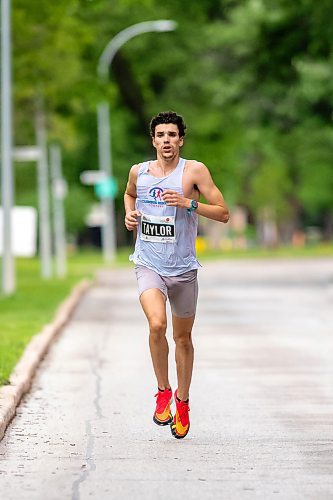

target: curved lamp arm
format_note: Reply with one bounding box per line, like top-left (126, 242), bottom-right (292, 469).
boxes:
top-left (97, 20), bottom-right (177, 81)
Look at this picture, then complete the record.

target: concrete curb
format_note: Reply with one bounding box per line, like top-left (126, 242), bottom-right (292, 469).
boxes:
top-left (0, 278), bottom-right (93, 442)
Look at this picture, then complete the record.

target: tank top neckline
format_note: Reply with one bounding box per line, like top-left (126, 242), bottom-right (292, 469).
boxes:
top-left (145, 157), bottom-right (184, 180)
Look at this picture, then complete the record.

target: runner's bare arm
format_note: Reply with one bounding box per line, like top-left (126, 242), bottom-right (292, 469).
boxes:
top-left (162, 162), bottom-right (229, 223)
top-left (193, 162), bottom-right (229, 222)
top-left (124, 164), bottom-right (140, 231)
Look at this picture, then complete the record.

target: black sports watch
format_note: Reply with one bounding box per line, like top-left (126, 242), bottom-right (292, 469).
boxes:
top-left (187, 199), bottom-right (198, 213)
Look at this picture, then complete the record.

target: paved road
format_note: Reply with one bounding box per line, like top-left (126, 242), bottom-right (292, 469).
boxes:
top-left (0, 258), bottom-right (333, 500)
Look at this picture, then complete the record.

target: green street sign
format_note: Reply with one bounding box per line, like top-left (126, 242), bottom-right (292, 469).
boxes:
top-left (94, 176), bottom-right (118, 199)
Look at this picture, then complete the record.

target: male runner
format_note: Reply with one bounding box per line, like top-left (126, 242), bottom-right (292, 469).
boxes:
top-left (124, 111), bottom-right (229, 439)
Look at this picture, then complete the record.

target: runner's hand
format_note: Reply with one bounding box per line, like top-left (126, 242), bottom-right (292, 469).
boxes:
top-left (125, 210), bottom-right (140, 231)
top-left (162, 190), bottom-right (189, 208)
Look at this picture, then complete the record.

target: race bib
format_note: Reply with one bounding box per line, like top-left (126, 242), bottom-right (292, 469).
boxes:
top-left (140, 213), bottom-right (176, 243)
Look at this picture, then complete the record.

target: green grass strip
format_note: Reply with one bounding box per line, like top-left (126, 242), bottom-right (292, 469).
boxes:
top-left (0, 252), bottom-right (103, 386)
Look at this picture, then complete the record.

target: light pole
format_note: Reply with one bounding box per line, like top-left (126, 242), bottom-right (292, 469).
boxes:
top-left (1, 0), bottom-right (15, 294)
top-left (50, 144), bottom-right (67, 278)
top-left (36, 109), bottom-right (52, 279)
top-left (97, 20), bottom-right (177, 262)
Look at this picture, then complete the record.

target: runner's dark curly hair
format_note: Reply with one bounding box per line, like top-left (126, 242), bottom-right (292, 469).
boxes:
top-left (149, 111), bottom-right (186, 138)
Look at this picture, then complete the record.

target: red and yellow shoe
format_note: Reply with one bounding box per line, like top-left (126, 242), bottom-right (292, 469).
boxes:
top-left (171, 389), bottom-right (190, 439)
top-left (153, 388), bottom-right (173, 426)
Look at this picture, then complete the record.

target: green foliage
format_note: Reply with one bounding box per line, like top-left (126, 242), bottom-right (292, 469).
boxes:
top-left (11, 0), bottom-right (333, 244)
top-left (64, 186), bottom-right (93, 235)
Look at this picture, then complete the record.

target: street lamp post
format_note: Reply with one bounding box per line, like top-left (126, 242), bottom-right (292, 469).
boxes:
top-left (1, 0), bottom-right (15, 294)
top-left (97, 20), bottom-right (177, 262)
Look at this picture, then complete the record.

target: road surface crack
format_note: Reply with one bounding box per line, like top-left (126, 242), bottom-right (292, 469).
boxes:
top-left (71, 343), bottom-right (105, 500)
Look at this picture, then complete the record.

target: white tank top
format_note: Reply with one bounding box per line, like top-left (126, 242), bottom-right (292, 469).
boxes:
top-left (129, 157), bottom-right (200, 276)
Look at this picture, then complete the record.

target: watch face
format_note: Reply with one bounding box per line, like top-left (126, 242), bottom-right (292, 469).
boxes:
top-left (191, 200), bottom-right (198, 210)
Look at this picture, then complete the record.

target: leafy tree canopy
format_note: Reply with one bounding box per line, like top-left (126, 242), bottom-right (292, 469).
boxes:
top-left (11, 0), bottom-right (333, 241)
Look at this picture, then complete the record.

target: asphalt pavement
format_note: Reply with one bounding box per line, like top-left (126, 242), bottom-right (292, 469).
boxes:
top-left (0, 258), bottom-right (332, 500)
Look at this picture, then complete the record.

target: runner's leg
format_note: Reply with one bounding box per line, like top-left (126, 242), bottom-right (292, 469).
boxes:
top-left (172, 314), bottom-right (195, 401)
top-left (140, 289), bottom-right (170, 390)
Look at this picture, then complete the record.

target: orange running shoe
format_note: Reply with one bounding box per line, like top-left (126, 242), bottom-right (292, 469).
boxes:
top-left (171, 389), bottom-right (190, 439)
top-left (153, 388), bottom-right (173, 426)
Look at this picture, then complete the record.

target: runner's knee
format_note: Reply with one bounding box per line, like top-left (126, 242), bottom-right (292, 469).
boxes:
top-left (149, 317), bottom-right (167, 338)
top-left (173, 330), bottom-right (193, 348)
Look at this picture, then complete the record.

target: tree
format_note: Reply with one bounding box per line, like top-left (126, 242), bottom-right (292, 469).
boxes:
top-left (11, 0), bottom-right (333, 245)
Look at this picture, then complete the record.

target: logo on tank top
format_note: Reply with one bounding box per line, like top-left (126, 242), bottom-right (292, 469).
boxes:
top-left (141, 186), bottom-right (166, 207)
top-left (148, 187), bottom-right (164, 201)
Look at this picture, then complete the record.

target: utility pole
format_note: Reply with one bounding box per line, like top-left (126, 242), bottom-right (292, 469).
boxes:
top-left (50, 144), bottom-right (67, 278)
top-left (97, 101), bottom-right (116, 262)
top-left (36, 109), bottom-right (52, 279)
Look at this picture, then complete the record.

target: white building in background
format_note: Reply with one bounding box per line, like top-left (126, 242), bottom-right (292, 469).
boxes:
top-left (0, 206), bottom-right (37, 257)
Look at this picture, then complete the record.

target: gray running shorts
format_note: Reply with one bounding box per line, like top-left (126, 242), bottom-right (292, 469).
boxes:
top-left (135, 265), bottom-right (198, 318)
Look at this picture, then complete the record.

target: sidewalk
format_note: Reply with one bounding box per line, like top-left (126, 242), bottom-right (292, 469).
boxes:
top-left (0, 258), bottom-right (332, 499)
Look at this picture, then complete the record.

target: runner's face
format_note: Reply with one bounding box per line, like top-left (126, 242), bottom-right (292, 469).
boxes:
top-left (152, 124), bottom-right (184, 160)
